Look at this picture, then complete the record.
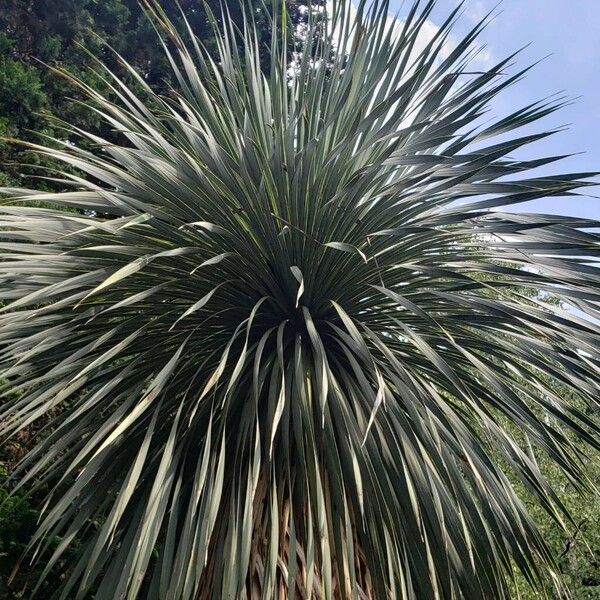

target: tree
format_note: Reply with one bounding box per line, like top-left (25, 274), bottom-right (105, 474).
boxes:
top-left (470, 266), bottom-right (600, 598)
top-left (1, 0), bottom-right (599, 598)
top-left (512, 438), bottom-right (600, 599)
top-left (0, 0), bottom-right (313, 188)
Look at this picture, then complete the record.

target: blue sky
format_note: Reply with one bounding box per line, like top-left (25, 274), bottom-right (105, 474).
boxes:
top-left (388, 0), bottom-right (600, 218)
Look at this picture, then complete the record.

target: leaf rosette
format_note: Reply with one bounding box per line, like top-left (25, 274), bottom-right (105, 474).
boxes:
top-left (0, 1), bottom-right (599, 598)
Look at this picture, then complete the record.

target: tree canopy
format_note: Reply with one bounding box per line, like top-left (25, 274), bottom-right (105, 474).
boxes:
top-left (0, 0), bottom-right (312, 188)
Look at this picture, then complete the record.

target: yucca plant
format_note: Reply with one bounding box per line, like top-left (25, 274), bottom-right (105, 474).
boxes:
top-left (1, 0), bottom-right (599, 598)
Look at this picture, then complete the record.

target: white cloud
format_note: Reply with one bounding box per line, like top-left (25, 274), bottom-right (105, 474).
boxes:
top-left (471, 43), bottom-right (495, 69)
top-left (290, 1), bottom-right (496, 114)
top-left (327, 1), bottom-right (452, 62)
top-left (326, 1), bottom-right (494, 69)
top-left (465, 1), bottom-right (488, 24)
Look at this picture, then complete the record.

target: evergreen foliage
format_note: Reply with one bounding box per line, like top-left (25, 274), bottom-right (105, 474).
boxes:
top-left (0, 1), bottom-right (599, 598)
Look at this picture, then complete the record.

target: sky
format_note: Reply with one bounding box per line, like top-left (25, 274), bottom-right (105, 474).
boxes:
top-left (388, 0), bottom-right (600, 218)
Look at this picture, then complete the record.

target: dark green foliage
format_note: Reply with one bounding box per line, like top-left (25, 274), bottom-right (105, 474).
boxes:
top-left (0, 468), bottom-right (39, 599)
top-left (0, 35), bottom-right (49, 187)
top-left (0, 466), bottom-right (81, 599)
top-left (515, 450), bottom-right (600, 599)
top-left (463, 267), bottom-right (600, 598)
top-left (0, 0), bottom-right (312, 188)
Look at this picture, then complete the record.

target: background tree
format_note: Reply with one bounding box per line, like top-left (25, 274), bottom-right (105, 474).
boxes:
top-left (0, 0), bottom-right (315, 188)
